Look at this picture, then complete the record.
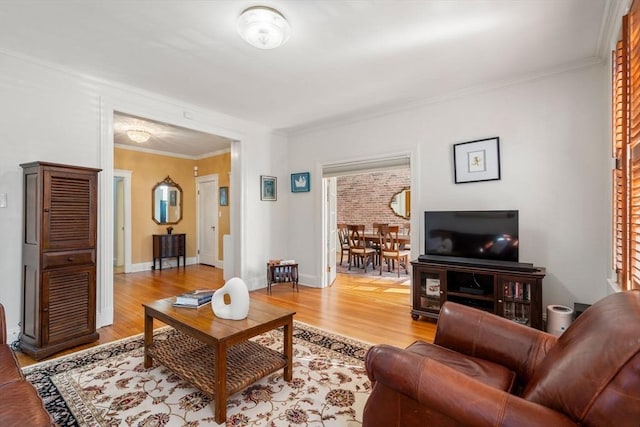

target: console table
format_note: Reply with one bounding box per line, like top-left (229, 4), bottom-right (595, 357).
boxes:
top-left (152, 233), bottom-right (186, 270)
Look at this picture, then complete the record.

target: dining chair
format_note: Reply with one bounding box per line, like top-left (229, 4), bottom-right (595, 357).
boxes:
top-left (400, 223), bottom-right (411, 250)
top-left (347, 224), bottom-right (376, 272)
top-left (378, 225), bottom-right (410, 277)
top-left (337, 223), bottom-right (350, 266)
top-left (371, 222), bottom-right (389, 266)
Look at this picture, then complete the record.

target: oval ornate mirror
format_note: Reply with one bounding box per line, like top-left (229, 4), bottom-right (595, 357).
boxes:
top-left (390, 187), bottom-right (411, 219)
top-left (152, 176), bottom-right (183, 225)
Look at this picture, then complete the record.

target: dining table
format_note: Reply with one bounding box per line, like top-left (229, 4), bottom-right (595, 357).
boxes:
top-left (362, 232), bottom-right (411, 245)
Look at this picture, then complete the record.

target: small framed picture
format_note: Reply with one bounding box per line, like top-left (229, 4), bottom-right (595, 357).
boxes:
top-left (169, 190), bottom-right (177, 206)
top-left (219, 186), bottom-right (228, 206)
top-left (261, 175), bottom-right (277, 201)
top-left (453, 137), bottom-right (501, 184)
top-left (291, 172), bottom-right (310, 193)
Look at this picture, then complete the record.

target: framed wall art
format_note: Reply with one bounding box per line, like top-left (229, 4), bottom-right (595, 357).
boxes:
top-left (453, 137), bottom-right (501, 184)
top-left (219, 186), bottom-right (228, 206)
top-left (260, 175), bottom-right (277, 201)
top-left (291, 172), bottom-right (310, 193)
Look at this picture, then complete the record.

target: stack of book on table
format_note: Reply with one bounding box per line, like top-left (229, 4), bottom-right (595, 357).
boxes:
top-left (172, 289), bottom-right (215, 308)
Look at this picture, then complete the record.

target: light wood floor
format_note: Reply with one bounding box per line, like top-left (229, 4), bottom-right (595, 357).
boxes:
top-left (16, 264), bottom-right (436, 367)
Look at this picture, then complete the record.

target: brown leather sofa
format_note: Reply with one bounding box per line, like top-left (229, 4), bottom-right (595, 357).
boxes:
top-left (364, 290), bottom-right (640, 427)
top-left (0, 303), bottom-right (56, 427)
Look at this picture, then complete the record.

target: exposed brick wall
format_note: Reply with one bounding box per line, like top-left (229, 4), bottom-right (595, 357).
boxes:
top-left (337, 169), bottom-right (410, 229)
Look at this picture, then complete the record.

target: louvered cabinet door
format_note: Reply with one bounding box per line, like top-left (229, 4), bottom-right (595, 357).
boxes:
top-left (42, 168), bottom-right (97, 250)
top-left (42, 266), bottom-right (96, 346)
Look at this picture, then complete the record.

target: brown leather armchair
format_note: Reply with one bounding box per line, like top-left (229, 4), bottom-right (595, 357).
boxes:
top-left (0, 303), bottom-right (56, 427)
top-left (364, 290), bottom-right (640, 427)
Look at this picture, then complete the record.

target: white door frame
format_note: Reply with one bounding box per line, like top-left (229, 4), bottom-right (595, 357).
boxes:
top-left (322, 177), bottom-right (337, 287)
top-left (113, 169), bottom-right (132, 273)
top-left (320, 152), bottom-right (417, 289)
top-left (98, 97), bottom-right (243, 328)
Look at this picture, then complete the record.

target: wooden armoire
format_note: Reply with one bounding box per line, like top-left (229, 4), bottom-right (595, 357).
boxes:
top-left (20, 161), bottom-right (101, 360)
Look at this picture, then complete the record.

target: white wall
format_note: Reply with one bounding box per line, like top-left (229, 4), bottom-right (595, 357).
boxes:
top-left (288, 63), bottom-right (609, 309)
top-left (0, 52), bottom-right (288, 340)
top-left (237, 130), bottom-right (290, 286)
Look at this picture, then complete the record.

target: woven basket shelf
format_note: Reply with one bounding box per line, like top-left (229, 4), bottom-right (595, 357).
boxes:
top-left (148, 330), bottom-right (287, 397)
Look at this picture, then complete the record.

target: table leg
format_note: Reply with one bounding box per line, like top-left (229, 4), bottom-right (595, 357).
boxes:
top-left (143, 311), bottom-right (153, 368)
top-left (214, 341), bottom-right (228, 424)
top-left (283, 317), bottom-right (293, 381)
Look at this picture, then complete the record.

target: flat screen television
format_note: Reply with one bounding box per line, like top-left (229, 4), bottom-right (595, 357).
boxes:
top-left (424, 210), bottom-right (519, 263)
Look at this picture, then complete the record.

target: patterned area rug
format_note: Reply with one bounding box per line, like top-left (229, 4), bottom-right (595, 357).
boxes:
top-left (23, 322), bottom-right (371, 426)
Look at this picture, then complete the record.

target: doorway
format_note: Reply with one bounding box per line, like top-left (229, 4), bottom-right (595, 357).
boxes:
top-left (98, 105), bottom-right (240, 329)
top-left (322, 155), bottom-right (413, 287)
top-left (111, 112), bottom-right (231, 274)
top-left (114, 176), bottom-right (124, 273)
top-left (113, 169), bottom-right (132, 274)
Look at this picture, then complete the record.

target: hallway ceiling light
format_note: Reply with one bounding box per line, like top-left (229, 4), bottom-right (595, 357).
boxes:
top-left (237, 6), bottom-right (290, 49)
top-left (126, 129), bottom-right (151, 143)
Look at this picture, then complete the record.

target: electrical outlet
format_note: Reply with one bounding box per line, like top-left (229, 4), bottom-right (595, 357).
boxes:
top-left (0, 193), bottom-right (7, 208)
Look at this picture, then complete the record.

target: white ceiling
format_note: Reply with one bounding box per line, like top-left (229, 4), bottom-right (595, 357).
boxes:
top-left (0, 1), bottom-right (621, 155)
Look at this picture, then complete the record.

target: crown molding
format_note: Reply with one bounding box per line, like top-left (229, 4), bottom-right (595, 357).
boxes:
top-left (596, 0), bottom-right (632, 59)
top-left (114, 142), bottom-right (230, 160)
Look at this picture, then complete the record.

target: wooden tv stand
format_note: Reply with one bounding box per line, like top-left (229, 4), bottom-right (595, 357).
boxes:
top-left (411, 260), bottom-right (545, 329)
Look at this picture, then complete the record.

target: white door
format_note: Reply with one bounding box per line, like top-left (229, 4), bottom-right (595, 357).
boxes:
top-left (324, 177), bottom-right (337, 286)
top-left (197, 177), bottom-right (219, 266)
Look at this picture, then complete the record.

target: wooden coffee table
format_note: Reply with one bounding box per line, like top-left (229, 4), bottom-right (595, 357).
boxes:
top-left (143, 297), bottom-right (295, 424)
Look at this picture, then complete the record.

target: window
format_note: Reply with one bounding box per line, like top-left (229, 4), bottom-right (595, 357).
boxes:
top-left (613, 2), bottom-right (640, 290)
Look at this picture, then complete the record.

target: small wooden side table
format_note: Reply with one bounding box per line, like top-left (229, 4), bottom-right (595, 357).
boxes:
top-left (267, 262), bottom-right (299, 294)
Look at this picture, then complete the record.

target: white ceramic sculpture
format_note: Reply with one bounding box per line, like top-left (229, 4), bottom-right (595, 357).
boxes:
top-left (211, 277), bottom-right (250, 320)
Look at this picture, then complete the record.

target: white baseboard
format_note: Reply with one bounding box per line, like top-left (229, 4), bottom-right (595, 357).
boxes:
top-left (97, 305), bottom-right (114, 328)
top-left (129, 257), bottom-right (200, 272)
top-left (299, 273), bottom-right (320, 287)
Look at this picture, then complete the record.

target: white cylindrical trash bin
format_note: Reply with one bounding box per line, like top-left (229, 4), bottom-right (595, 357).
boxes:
top-left (546, 305), bottom-right (574, 336)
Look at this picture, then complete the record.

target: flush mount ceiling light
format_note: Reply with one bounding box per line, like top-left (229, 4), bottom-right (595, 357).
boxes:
top-left (126, 129), bottom-right (151, 143)
top-left (237, 6), bottom-right (291, 49)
